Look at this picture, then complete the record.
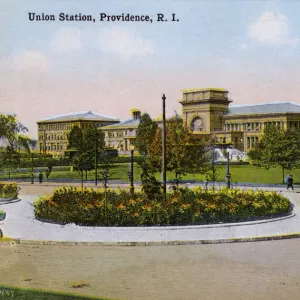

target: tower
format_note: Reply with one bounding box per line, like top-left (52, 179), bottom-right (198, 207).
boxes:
top-left (179, 88), bottom-right (231, 135)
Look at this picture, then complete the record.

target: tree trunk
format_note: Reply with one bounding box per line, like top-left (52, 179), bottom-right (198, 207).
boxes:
top-left (85, 170), bottom-right (87, 181)
top-left (282, 166), bottom-right (285, 184)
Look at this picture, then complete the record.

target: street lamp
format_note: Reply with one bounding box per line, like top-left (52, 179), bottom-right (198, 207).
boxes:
top-left (31, 152), bottom-right (34, 184)
top-left (94, 127), bottom-right (98, 186)
top-left (225, 148), bottom-right (231, 188)
top-left (128, 145), bottom-right (135, 194)
top-left (212, 144), bottom-right (216, 190)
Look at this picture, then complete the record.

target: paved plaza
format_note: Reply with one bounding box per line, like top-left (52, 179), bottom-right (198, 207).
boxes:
top-left (1, 239), bottom-right (300, 300)
top-left (1, 183), bottom-right (300, 244)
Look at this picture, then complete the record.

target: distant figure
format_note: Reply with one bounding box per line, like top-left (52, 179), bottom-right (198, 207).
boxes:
top-left (38, 171), bottom-right (43, 184)
top-left (287, 174), bottom-right (294, 190)
top-left (45, 169), bottom-right (50, 180)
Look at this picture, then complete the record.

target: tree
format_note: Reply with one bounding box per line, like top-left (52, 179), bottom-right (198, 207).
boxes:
top-left (248, 125), bottom-right (300, 183)
top-left (0, 114), bottom-right (29, 151)
top-left (146, 114), bottom-right (207, 187)
top-left (72, 152), bottom-right (93, 190)
top-left (135, 113), bottom-right (158, 156)
top-left (68, 125), bottom-right (105, 185)
top-left (0, 114), bottom-right (34, 175)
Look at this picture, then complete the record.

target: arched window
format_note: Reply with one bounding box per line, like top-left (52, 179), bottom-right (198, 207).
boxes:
top-left (191, 117), bottom-right (204, 132)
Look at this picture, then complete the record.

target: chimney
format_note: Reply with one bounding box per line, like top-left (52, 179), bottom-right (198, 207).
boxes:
top-left (131, 109), bottom-right (141, 120)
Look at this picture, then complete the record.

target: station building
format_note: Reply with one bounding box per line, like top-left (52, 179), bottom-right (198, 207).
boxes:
top-left (36, 111), bottom-right (119, 157)
top-left (36, 88), bottom-right (300, 156)
top-left (180, 88), bottom-right (300, 151)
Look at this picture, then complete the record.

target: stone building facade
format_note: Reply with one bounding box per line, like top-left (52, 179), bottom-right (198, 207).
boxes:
top-left (36, 111), bottom-right (119, 157)
top-left (180, 88), bottom-right (300, 151)
top-left (101, 109), bottom-right (141, 154)
top-left (37, 88), bottom-right (300, 156)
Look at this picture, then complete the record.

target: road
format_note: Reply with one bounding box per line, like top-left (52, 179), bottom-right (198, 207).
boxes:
top-left (0, 239), bottom-right (300, 300)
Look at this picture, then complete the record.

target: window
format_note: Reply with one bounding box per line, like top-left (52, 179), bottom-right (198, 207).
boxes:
top-left (190, 117), bottom-right (203, 132)
top-left (247, 137), bottom-right (251, 149)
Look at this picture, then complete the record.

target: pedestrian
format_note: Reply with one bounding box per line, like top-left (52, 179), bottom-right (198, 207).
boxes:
top-left (287, 174), bottom-right (294, 190)
top-left (45, 169), bottom-right (50, 180)
top-left (38, 171), bottom-right (43, 184)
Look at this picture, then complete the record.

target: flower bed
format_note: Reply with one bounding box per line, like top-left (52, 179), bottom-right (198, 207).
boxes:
top-left (0, 183), bottom-right (19, 201)
top-left (34, 187), bottom-right (293, 226)
top-left (0, 210), bottom-right (5, 221)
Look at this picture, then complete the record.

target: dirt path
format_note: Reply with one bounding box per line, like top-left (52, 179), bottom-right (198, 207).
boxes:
top-left (0, 239), bottom-right (300, 300)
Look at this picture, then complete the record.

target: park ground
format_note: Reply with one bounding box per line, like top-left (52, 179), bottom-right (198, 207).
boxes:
top-left (0, 239), bottom-right (300, 300)
top-left (1, 163), bottom-right (300, 185)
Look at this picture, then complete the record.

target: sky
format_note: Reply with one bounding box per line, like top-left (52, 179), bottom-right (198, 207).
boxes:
top-left (1, 0), bottom-right (300, 138)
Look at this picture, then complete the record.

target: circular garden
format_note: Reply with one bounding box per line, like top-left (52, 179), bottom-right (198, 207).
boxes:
top-left (33, 186), bottom-right (293, 226)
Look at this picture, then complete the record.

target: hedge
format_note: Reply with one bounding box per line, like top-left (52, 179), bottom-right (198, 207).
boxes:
top-left (34, 187), bottom-right (292, 226)
top-left (0, 182), bottom-right (19, 199)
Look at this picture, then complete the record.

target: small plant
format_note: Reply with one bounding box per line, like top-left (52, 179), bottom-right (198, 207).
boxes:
top-left (0, 183), bottom-right (19, 199)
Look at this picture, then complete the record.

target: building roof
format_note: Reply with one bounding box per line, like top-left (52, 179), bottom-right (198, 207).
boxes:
top-left (38, 111), bottom-right (119, 123)
top-left (181, 87), bottom-right (228, 93)
top-left (102, 118), bottom-right (140, 129)
top-left (224, 102), bottom-right (300, 116)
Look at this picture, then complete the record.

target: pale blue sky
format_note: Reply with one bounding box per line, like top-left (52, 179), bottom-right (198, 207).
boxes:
top-left (2, 0), bottom-right (300, 137)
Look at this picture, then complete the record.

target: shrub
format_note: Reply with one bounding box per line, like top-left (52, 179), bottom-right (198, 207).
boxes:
top-left (0, 182), bottom-right (19, 198)
top-left (34, 187), bottom-right (292, 226)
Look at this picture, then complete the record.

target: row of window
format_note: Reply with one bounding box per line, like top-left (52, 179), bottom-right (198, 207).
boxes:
top-left (246, 136), bottom-right (259, 149)
top-left (223, 121), bottom-right (284, 132)
top-left (39, 133), bottom-right (69, 140)
top-left (40, 143), bottom-right (65, 151)
top-left (106, 129), bottom-right (135, 138)
top-left (39, 122), bottom-right (110, 132)
top-left (288, 121), bottom-right (300, 128)
top-left (39, 123), bottom-right (74, 131)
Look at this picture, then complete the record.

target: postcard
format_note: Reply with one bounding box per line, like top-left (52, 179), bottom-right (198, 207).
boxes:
top-left (1, 1), bottom-right (300, 299)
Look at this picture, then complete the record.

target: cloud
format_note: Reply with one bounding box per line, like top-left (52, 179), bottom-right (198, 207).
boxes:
top-left (97, 27), bottom-right (154, 60)
top-left (13, 51), bottom-right (50, 72)
top-left (248, 12), bottom-right (298, 46)
top-left (51, 27), bottom-right (82, 54)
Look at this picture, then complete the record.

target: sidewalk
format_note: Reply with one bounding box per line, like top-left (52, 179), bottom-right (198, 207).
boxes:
top-left (4, 179), bottom-right (300, 192)
top-left (1, 187), bottom-right (300, 245)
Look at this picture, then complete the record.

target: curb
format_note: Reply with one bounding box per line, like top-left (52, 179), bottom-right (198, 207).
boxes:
top-left (10, 233), bottom-right (300, 247)
top-left (34, 212), bottom-right (296, 230)
top-left (0, 199), bottom-right (21, 205)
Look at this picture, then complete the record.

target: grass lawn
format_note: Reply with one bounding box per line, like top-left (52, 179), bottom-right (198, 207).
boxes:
top-left (0, 163), bottom-right (299, 184)
top-left (0, 285), bottom-right (113, 300)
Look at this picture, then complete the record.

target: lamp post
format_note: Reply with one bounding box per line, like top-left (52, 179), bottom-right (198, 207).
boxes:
top-left (212, 144), bottom-right (216, 190)
top-left (94, 127), bottom-right (98, 186)
top-left (225, 149), bottom-right (231, 188)
top-left (128, 145), bottom-right (135, 194)
top-left (31, 152), bottom-right (34, 184)
top-left (161, 93), bottom-right (167, 200)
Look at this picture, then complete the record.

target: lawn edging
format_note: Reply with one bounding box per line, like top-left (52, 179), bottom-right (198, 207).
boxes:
top-left (34, 211), bottom-right (295, 229)
top-left (13, 232), bottom-right (300, 247)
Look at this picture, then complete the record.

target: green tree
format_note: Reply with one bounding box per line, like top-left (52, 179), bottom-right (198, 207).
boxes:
top-left (0, 114), bottom-right (34, 176)
top-left (72, 152), bottom-right (93, 190)
top-left (0, 114), bottom-right (30, 151)
top-left (135, 113), bottom-right (158, 156)
top-left (147, 114), bottom-right (207, 186)
top-left (68, 125), bottom-right (105, 184)
top-left (248, 125), bottom-right (300, 183)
